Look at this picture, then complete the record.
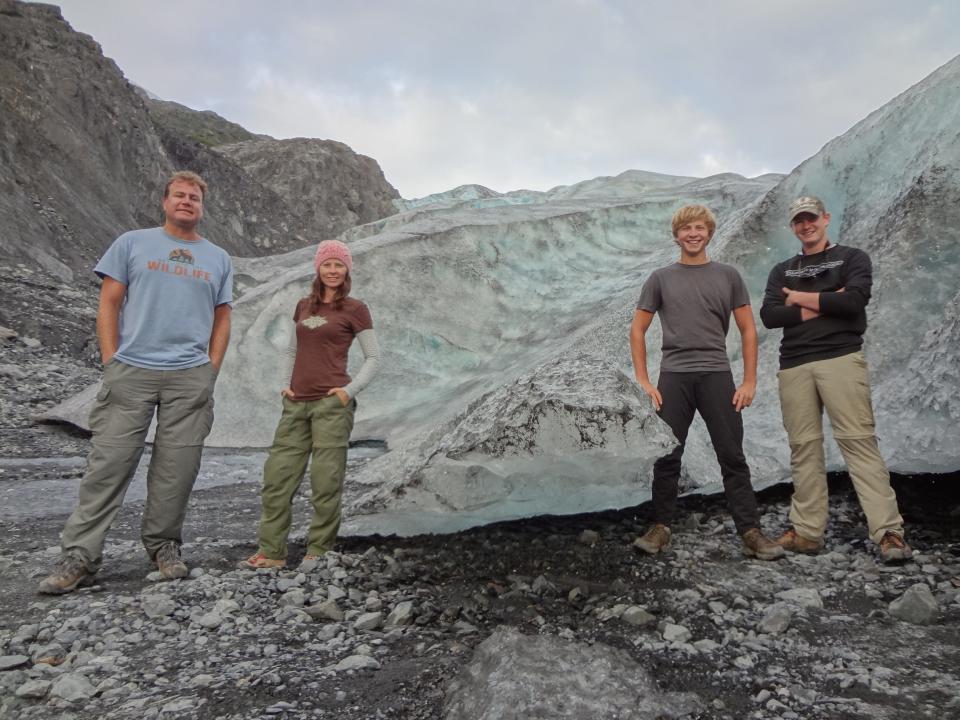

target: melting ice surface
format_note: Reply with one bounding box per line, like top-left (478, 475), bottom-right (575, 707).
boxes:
top-left (47, 58), bottom-right (960, 536)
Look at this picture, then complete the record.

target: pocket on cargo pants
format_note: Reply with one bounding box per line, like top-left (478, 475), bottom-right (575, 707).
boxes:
top-left (310, 396), bottom-right (356, 449)
top-left (88, 361), bottom-right (158, 446)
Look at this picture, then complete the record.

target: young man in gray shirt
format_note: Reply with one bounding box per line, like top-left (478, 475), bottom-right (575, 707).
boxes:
top-left (629, 204), bottom-right (782, 560)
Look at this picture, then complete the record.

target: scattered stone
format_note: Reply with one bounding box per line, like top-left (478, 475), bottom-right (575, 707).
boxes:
top-left (305, 599), bottom-right (344, 622)
top-left (15, 678), bottom-right (51, 698)
top-left (333, 655), bottom-right (381, 672)
top-left (161, 697), bottom-right (195, 714)
top-left (578, 530), bottom-right (600, 546)
top-left (758, 603), bottom-right (793, 634)
top-left (693, 639), bottom-right (720, 653)
top-left (662, 624), bottom-right (692, 643)
top-left (454, 620), bottom-right (479, 635)
top-left (443, 628), bottom-right (701, 719)
top-left (0, 655), bottom-right (29, 671)
top-left (189, 674), bottom-right (215, 688)
top-left (776, 587), bottom-right (823, 609)
top-left (141, 593), bottom-right (176, 619)
top-left (385, 601), bottom-right (415, 626)
top-left (298, 557), bottom-right (321, 572)
top-left (31, 643), bottom-right (66, 664)
top-left (621, 606), bottom-right (656, 627)
top-left (195, 611), bottom-right (223, 629)
top-left (50, 672), bottom-right (96, 703)
top-left (279, 589), bottom-right (306, 607)
top-left (889, 583), bottom-right (939, 625)
top-left (531, 575), bottom-right (557, 596)
top-left (354, 611), bottom-right (383, 631)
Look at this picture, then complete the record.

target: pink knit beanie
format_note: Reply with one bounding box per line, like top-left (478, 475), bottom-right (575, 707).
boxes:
top-left (313, 240), bottom-right (353, 273)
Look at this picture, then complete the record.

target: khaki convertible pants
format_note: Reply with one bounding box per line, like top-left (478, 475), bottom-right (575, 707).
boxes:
top-left (257, 395), bottom-right (356, 559)
top-left (777, 351), bottom-right (903, 544)
top-left (60, 361), bottom-right (217, 569)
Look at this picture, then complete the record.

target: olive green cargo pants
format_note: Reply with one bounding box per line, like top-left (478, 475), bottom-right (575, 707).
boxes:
top-left (256, 395), bottom-right (356, 559)
top-left (60, 360), bottom-right (217, 570)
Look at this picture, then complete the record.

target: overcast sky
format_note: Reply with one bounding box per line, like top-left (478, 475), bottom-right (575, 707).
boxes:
top-left (50, 1), bottom-right (960, 198)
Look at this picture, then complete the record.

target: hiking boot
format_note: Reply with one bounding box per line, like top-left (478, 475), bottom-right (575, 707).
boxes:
top-left (238, 551), bottom-right (286, 570)
top-left (633, 524), bottom-right (671, 554)
top-left (776, 528), bottom-right (824, 555)
top-left (37, 554), bottom-right (95, 595)
top-left (879, 531), bottom-right (912, 564)
top-left (741, 528), bottom-right (785, 561)
top-left (156, 542), bottom-right (188, 579)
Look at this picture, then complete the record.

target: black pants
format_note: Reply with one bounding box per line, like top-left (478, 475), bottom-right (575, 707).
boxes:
top-left (652, 371), bottom-right (759, 535)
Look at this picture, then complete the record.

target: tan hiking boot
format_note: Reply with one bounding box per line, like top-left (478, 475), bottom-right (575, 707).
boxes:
top-left (238, 551), bottom-right (286, 570)
top-left (776, 528), bottom-right (824, 555)
top-left (741, 528), bottom-right (785, 561)
top-left (633, 524), bottom-right (671, 554)
top-left (156, 542), bottom-right (188, 579)
top-left (879, 531), bottom-right (912, 564)
top-left (37, 555), bottom-right (95, 595)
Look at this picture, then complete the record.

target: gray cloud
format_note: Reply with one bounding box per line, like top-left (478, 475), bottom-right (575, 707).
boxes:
top-left (50, 0), bottom-right (960, 197)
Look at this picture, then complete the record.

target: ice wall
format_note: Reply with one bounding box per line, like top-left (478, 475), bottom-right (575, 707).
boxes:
top-left (203, 172), bottom-right (784, 535)
top-left (212, 171), bottom-right (779, 453)
top-left (45, 56), bottom-right (960, 536)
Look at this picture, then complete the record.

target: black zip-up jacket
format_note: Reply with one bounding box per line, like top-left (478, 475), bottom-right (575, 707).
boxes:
top-left (760, 244), bottom-right (871, 370)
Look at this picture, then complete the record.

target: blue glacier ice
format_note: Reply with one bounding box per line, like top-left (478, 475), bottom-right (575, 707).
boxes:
top-left (46, 56), bottom-right (960, 536)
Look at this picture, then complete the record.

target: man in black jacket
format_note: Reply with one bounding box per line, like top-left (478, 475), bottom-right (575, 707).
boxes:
top-left (760, 196), bottom-right (911, 564)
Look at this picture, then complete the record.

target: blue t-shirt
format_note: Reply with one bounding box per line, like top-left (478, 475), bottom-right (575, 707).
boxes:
top-left (94, 227), bottom-right (234, 370)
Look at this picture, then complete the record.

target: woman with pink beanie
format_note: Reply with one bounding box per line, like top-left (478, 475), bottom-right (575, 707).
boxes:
top-left (241, 240), bottom-right (380, 569)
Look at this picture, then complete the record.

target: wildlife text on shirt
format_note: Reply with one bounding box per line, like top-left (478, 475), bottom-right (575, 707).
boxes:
top-left (146, 247), bottom-right (215, 283)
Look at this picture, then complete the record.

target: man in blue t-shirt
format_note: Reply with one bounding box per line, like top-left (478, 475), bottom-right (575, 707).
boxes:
top-left (40, 171), bottom-right (234, 594)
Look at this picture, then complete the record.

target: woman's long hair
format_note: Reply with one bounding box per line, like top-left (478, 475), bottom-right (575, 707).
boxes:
top-left (307, 271), bottom-right (351, 314)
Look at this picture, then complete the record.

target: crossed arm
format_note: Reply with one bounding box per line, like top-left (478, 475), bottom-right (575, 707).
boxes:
top-left (760, 258), bottom-right (870, 329)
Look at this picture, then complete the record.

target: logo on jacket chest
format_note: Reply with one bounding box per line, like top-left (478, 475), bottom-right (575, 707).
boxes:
top-left (785, 259), bottom-right (844, 279)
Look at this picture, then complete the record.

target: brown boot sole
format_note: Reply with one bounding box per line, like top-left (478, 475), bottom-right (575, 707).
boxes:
top-left (37, 573), bottom-right (96, 596)
top-left (742, 545), bottom-right (786, 561)
top-left (633, 539), bottom-right (671, 555)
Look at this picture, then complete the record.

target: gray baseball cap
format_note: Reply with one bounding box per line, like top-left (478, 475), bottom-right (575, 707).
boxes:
top-left (788, 196), bottom-right (826, 222)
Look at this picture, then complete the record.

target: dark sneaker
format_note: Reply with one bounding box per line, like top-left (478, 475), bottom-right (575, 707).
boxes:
top-left (776, 528), bottom-right (824, 555)
top-left (741, 528), bottom-right (785, 561)
top-left (37, 555), bottom-right (94, 595)
top-left (879, 531), bottom-right (912, 564)
top-left (156, 542), bottom-right (188, 579)
top-left (633, 524), bottom-right (671, 554)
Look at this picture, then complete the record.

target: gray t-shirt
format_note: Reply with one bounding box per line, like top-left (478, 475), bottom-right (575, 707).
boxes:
top-left (94, 227), bottom-right (233, 370)
top-left (636, 261), bottom-right (750, 372)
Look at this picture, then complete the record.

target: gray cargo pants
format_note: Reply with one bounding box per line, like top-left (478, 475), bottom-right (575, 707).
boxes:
top-left (59, 360), bottom-right (217, 570)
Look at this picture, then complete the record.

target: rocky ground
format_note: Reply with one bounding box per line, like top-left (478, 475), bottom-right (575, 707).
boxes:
top-left (1, 456), bottom-right (958, 719)
top-left (2, 333), bottom-right (960, 719)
